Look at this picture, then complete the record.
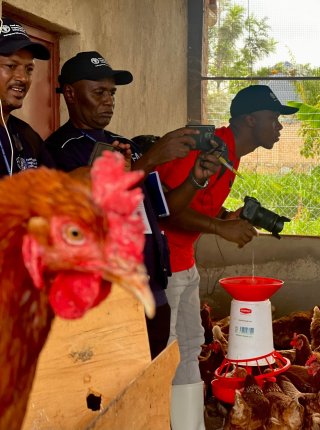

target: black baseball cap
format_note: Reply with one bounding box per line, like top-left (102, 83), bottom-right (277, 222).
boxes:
top-left (230, 85), bottom-right (299, 117)
top-left (0, 17), bottom-right (50, 60)
top-left (56, 51), bottom-right (133, 93)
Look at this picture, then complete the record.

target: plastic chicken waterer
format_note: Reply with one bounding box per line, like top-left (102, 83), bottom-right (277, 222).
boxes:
top-left (212, 276), bottom-right (290, 404)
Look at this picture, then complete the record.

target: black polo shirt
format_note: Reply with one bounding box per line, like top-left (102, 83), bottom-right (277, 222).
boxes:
top-left (0, 116), bottom-right (54, 177)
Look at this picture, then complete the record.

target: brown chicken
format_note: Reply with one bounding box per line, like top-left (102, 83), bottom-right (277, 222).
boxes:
top-left (272, 310), bottom-right (313, 349)
top-left (263, 380), bottom-right (304, 429)
top-left (283, 365), bottom-right (318, 393)
top-left (224, 389), bottom-right (252, 430)
top-left (308, 413), bottom-right (320, 430)
top-left (224, 374), bottom-right (270, 430)
top-left (311, 306), bottom-right (320, 351)
top-left (213, 324), bottom-right (228, 355)
top-left (201, 303), bottom-right (214, 344)
top-left (0, 151), bottom-right (154, 430)
top-left (305, 353), bottom-right (320, 390)
top-left (214, 314), bottom-right (230, 336)
top-left (200, 339), bottom-right (227, 400)
top-left (290, 333), bottom-right (313, 365)
top-left (279, 374), bottom-right (320, 429)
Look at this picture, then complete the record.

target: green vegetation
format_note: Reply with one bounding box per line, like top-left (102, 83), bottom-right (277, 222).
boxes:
top-left (208, 0), bottom-right (276, 80)
top-left (287, 100), bottom-right (320, 159)
top-left (205, 1), bottom-right (320, 236)
top-left (207, 0), bottom-right (277, 122)
top-left (224, 168), bottom-right (320, 236)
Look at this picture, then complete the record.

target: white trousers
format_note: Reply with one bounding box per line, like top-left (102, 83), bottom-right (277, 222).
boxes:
top-left (166, 264), bottom-right (204, 385)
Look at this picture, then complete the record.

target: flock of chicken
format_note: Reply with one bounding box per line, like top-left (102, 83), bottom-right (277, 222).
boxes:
top-left (200, 304), bottom-right (320, 429)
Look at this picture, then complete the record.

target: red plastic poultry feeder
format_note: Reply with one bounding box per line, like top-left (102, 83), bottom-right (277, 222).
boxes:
top-left (211, 276), bottom-right (291, 404)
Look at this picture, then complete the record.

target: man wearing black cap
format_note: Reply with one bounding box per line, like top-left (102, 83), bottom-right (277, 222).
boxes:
top-left (46, 51), bottom-right (136, 168)
top-left (46, 51), bottom-right (206, 170)
top-left (45, 51), bottom-right (221, 362)
top-left (155, 84), bottom-right (299, 430)
top-left (0, 17), bottom-right (54, 177)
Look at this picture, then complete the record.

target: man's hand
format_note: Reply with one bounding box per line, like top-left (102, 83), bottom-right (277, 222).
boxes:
top-left (215, 218), bottom-right (258, 248)
top-left (191, 151), bottom-right (221, 184)
top-left (149, 127), bottom-right (198, 163)
top-left (219, 206), bottom-right (243, 220)
top-left (112, 140), bottom-right (132, 171)
top-left (133, 127), bottom-right (199, 174)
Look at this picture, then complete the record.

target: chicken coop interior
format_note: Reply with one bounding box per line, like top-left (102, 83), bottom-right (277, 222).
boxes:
top-left (1, 0), bottom-right (320, 429)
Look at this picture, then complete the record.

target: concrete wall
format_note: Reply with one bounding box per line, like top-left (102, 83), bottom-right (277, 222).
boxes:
top-left (196, 233), bottom-right (320, 320)
top-left (3, 0), bottom-right (187, 138)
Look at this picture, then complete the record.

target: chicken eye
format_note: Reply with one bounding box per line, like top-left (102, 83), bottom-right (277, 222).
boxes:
top-left (63, 225), bottom-right (85, 245)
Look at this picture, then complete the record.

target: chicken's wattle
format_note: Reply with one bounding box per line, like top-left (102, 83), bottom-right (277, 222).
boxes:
top-left (49, 271), bottom-right (111, 319)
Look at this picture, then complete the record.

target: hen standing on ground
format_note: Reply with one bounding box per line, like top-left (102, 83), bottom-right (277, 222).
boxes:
top-left (272, 310), bottom-right (313, 349)
top-left (224, 374), bottom-right (270, 430)
top-left (290, 333), bottom-right (313, 365)
top-left (263, 379), bottom-right (304, 429)
top-left (279, 375), bottom-right (320, 429)
top-left (0, 151), bottom-right (154, 430)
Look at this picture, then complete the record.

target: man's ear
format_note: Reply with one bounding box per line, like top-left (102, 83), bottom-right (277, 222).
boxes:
top-left (63, 84), bottom-right (75, 104)
top-left (245, 113), bottom-right (256, 128)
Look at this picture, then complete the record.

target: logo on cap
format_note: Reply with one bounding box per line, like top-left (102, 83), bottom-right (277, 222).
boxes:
top-left (270, 92), bottom-right (279, 102)
top-left (1, 25), bottom-right (11, 34)
top-left (1, 23), bottom-right (28, 37)
top-left (90, 57), bottom-right (108, 67)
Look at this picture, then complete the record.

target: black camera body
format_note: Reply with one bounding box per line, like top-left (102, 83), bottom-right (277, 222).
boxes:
top-left (186, 124), bottom-right (216, 152)
top-left (88, 141), bottom-right (115, 166)
top-left (185, 124), bottom-right (232, 177)
top-left (240, 196), bottom-right (290, 239)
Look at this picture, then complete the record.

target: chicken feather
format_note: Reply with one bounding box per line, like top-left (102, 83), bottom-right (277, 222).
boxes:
top-left (0, 151), bottom-right (154, 429)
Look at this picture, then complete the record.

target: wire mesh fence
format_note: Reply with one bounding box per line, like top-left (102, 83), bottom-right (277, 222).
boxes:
top-left (201, 0), bottom-right (320, 236)
top-left (204, 79), bottom-right (320, 236)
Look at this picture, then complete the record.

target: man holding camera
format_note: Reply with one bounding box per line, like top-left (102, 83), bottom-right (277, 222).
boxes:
top-left (155, 84), bottom-right (298, 430)
top-left (45, 51), bottom-right (222, 361)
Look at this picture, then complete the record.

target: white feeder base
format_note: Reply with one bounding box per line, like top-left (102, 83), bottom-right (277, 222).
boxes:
top-left (226, 299), bottom-right (274, 365)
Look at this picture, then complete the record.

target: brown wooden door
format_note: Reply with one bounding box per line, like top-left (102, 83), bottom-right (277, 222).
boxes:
top-left (2, 9), bottom-right (60, 139)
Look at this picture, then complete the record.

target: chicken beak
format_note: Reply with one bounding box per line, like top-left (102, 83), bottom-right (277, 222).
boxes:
top-left (102, 263), bottom-right (155, 319)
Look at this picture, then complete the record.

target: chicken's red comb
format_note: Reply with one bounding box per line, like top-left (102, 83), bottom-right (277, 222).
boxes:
top-left (90, 151), bottom-right (146, 268)
top-left (210, 340), bottom-right (222, 353)
top-left (290, 332), bottom-right (298, 346)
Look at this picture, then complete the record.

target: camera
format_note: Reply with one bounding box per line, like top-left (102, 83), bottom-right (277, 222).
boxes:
top-left (240, 196), bottom-right (290, 239)
top-left (186, 124), bottom-right (216, 152)
top-left (88, 141), bottom-right (114, 166)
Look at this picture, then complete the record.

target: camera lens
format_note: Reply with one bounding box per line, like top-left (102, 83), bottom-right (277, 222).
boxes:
top-left (240, 196), bottom-right (290, 239)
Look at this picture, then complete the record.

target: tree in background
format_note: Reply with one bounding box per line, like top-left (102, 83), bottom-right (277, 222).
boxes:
top-left (287, 64), bottom-right (320, 158)
top-left (207, 0), bottom-right (276, 123)
top-left (250, 54), bottom-right (320, 158)
top-left (288, 98), bottom-right (320, 158)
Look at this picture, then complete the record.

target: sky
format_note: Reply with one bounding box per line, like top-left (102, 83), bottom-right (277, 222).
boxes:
top-left (235, 0), bottom-right (320, 68)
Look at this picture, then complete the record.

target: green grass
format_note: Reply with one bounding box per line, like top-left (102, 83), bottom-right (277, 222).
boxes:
top-left (224, 167), bottom-right (320, 236)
